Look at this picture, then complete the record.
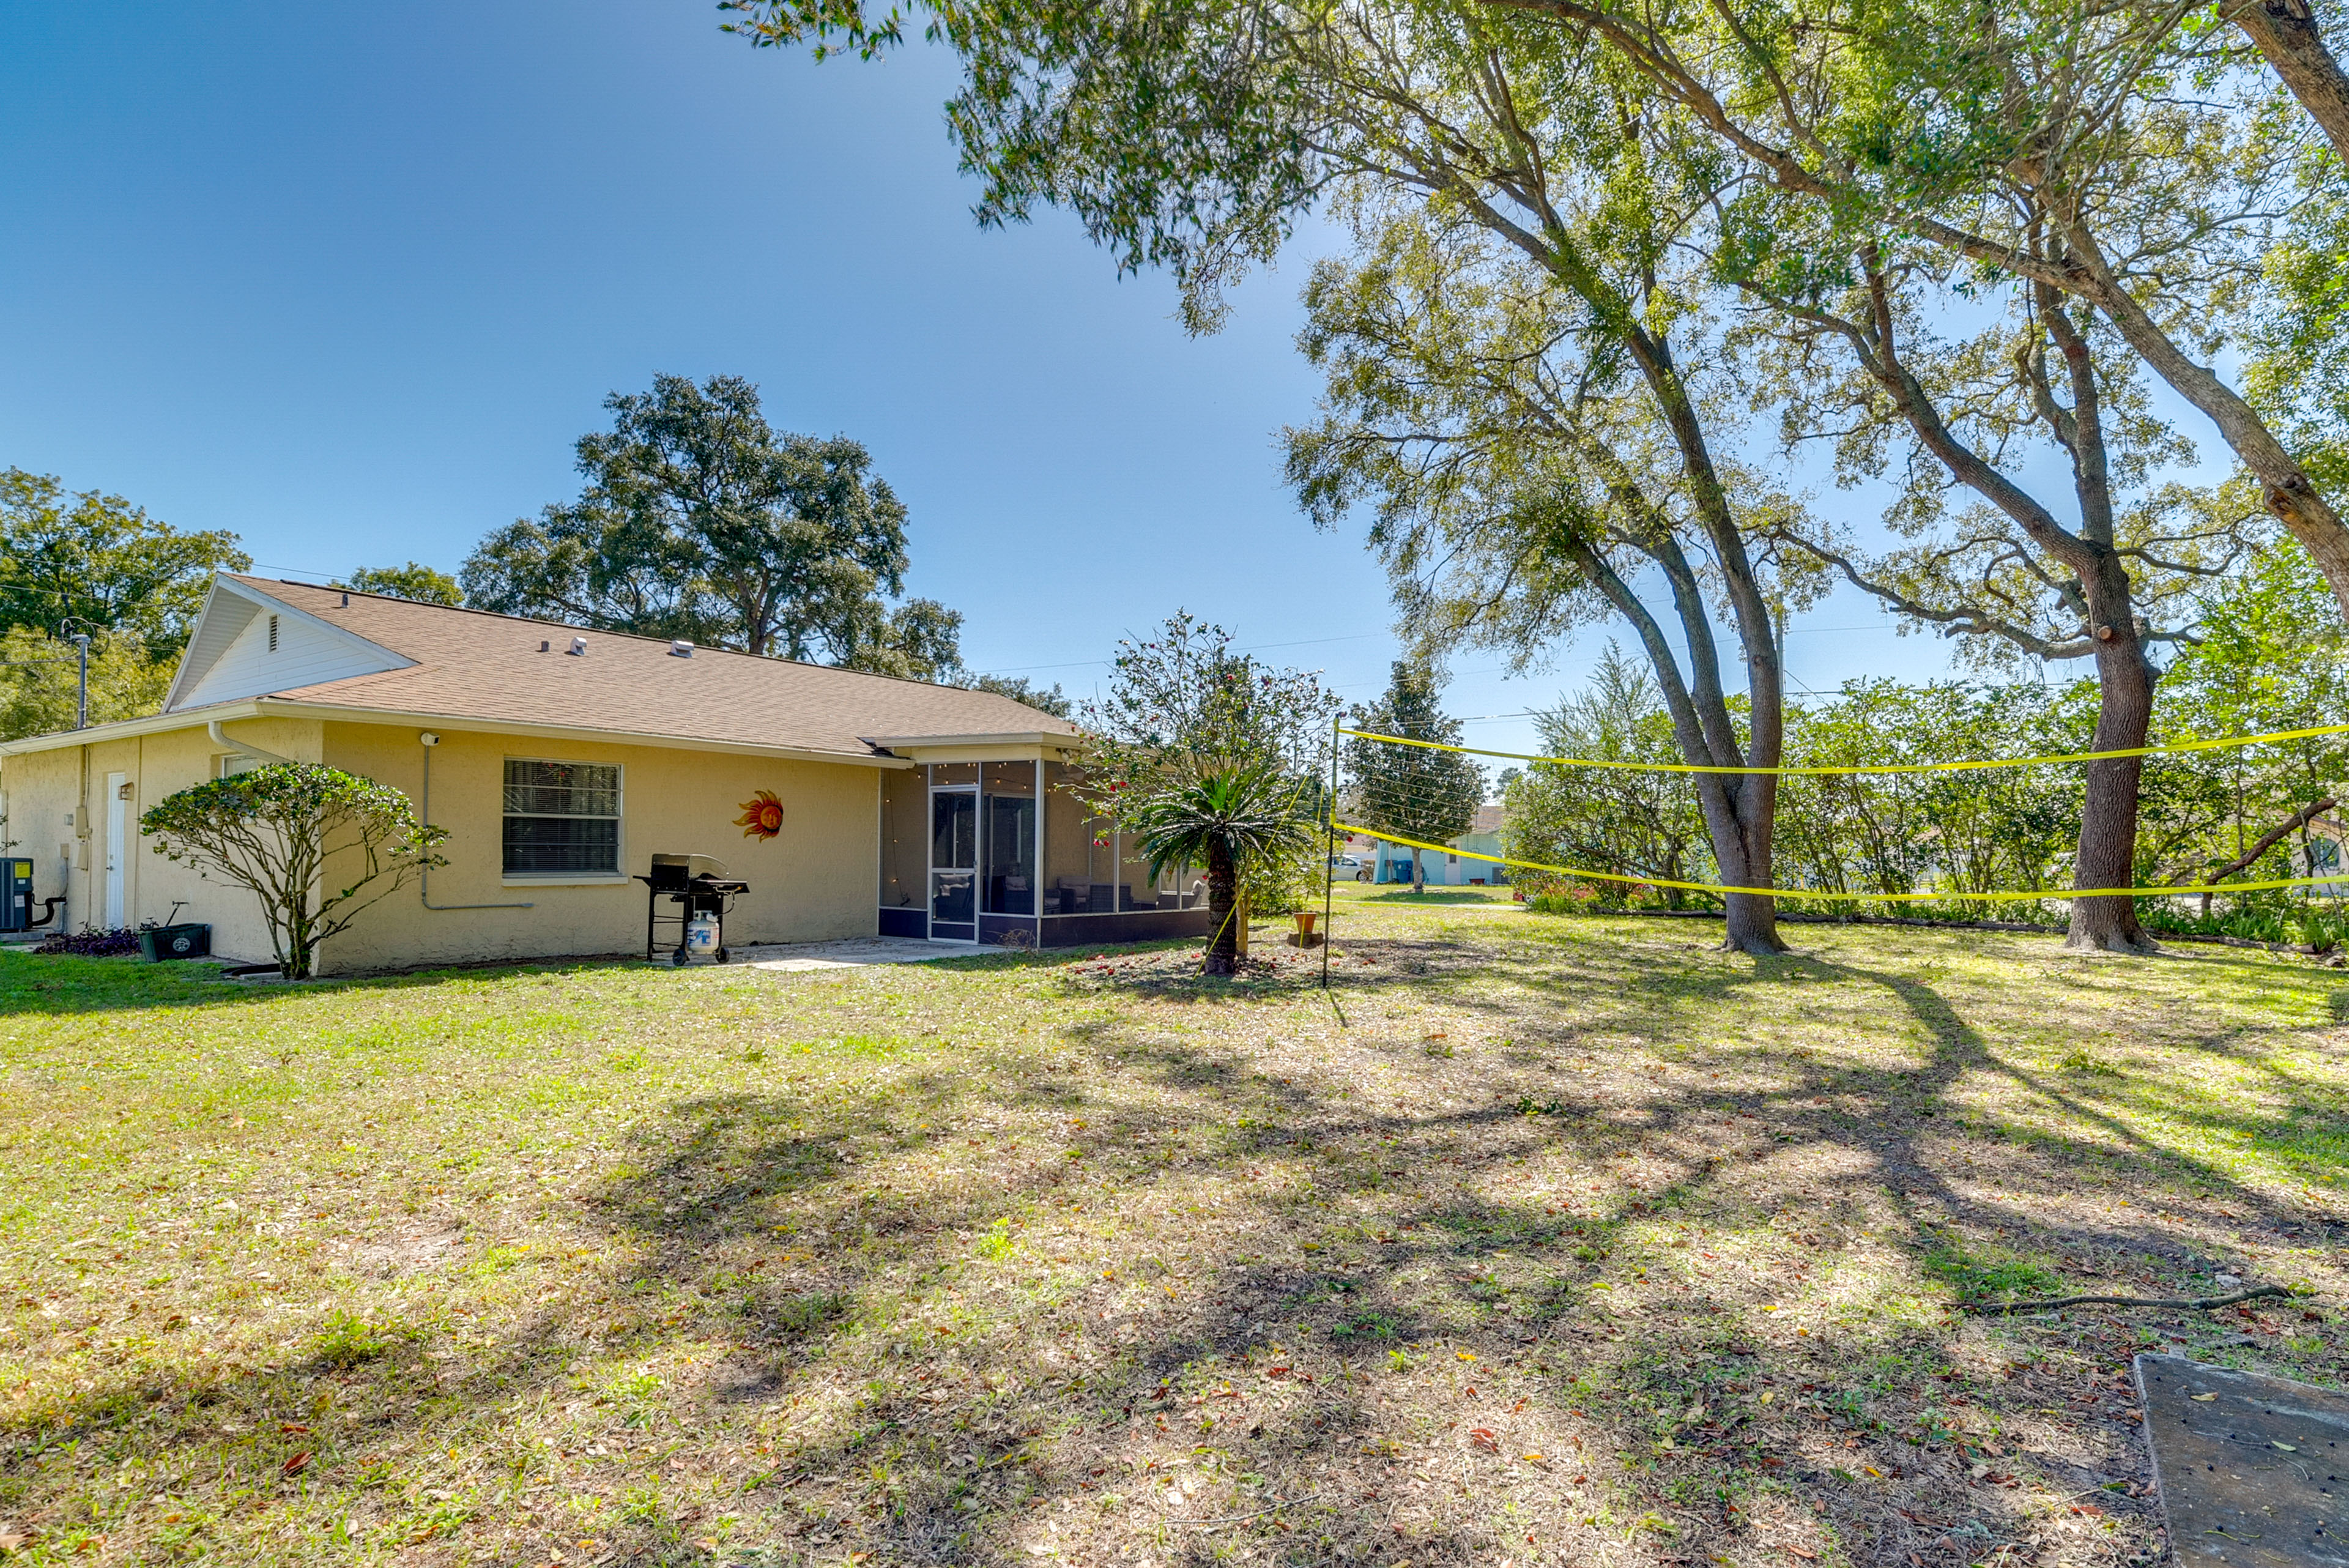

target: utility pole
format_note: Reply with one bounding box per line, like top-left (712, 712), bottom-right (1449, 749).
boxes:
top-left (72, 633), bottom-right (91, 730)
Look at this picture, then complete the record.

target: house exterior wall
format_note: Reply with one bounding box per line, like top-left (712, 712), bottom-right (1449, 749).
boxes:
top-left (1373, 844), bottom-right (1472, 885)
top-left (4, 718), bottom-right (887, 972)
top-left (1, 747), bottom-right (83, 935)
top-left (0, 718), bottom-right (321, 960)
top-left (1454, 830), bottom-right (1509, 882)
top-left (317, 722), bottom-right (885, 972)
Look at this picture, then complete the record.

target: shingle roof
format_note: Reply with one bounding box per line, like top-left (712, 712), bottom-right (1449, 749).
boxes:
top-left (183, 576), bottom-right (1077, 758)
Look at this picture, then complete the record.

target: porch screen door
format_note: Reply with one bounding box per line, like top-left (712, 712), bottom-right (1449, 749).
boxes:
top-left (930, 787), bottom-right (977, 940)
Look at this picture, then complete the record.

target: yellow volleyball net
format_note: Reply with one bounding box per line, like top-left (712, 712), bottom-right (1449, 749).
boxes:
top-left (1329, 720), bottom-right (2349, 907)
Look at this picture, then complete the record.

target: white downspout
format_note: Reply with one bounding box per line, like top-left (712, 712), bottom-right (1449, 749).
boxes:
top-left (206, 719), bottom-right (297, 765)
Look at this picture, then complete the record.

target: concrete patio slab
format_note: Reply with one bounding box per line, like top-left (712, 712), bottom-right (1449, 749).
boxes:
top-left (725, 937), bottom-right (982, 973)
top-left (2135, 1352), bottom-right (2349, 1567)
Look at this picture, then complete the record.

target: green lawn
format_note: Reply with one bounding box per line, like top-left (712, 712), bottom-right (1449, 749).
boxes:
top-left (1, 907), bottom-right (2344, 1566)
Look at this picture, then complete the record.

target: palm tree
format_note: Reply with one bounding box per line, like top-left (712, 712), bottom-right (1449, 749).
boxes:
top-left (1127, 764), bottom-right (1319, 976)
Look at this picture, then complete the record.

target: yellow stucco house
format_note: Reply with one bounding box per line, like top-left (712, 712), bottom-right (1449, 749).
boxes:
top-left (0, 574), bottom-right (1212, 972)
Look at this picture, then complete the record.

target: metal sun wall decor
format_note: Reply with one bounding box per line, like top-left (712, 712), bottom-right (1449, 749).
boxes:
top-left (733, 791), bottom-right (785, 840)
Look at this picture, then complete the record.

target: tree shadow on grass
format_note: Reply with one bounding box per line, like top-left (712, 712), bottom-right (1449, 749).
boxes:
top-left (1, 921), bottom-right (2339, 1564)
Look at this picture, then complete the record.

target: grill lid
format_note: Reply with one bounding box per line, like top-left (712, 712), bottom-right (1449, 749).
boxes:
top-left (647, 853), bottom-right (730, 890)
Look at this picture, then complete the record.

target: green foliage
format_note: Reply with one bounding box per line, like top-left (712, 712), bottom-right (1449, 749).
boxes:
top-left (1346, 663), bottom-right (1482, 891)
top-left (312, 1309), bottom-right (399, 1367)
top-left (0, 467), bottom-right (249, 650)
top-left (2159, 543), bottom-right (2349, 814)
top-left (1773, 682), bottom-right (2087, 915)
top-left (1504, 615), bottom-right (2347, 921)
top-left (2247, 136), bottom-right (2349, 496)
top-left (1077, 613), bottom-right (1337, 791)
top-left (460, 373), bottom-right (962, 678)
top-left (1921, 1241), bottom-right (2065, 1304)
top-left (340, 562), bottom-right (462, 606)
top-left (1502, 647), bottom-right (1708, 908)
top-left (2134, 546), bottom-right (2349, 913)
top-left (1236, 833), bottom-right (1322, 916)
top-left (139, 764), bottom-right (448, 979)
top-left (0, 626), bottom-right (174, 742)
top-left (1073, 615), bottom-right (1334, 965)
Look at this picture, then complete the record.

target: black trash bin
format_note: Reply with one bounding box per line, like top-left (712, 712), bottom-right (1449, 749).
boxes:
top-left (138, 924), bottom-right (212, 962)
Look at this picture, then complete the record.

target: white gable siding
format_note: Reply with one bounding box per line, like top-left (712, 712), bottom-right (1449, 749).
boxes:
top-left (176, 604), bottom-right (405, 708)
top-left (166, 587), bottom-right (261, 708)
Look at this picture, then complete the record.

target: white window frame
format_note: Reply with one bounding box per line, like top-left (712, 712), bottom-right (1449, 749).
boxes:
top-left (500, 757), bottom-right (627, 883)
top-left (217, 752), bottom-right (261, 779)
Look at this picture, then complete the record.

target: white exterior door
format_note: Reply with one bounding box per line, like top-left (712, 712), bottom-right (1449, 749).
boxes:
top-left (103, 772), bottom-right (127, 929)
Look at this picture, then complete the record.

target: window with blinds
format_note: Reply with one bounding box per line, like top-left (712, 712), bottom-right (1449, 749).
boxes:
top-left (502, 759), bottom-right (622, 875)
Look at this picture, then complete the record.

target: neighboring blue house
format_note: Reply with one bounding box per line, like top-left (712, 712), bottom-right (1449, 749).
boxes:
top-left (1357, 803), bottom-right (1508, 885)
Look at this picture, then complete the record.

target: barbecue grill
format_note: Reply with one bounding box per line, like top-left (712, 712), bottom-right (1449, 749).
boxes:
top-left (637, 853), bottom-right (750, 965)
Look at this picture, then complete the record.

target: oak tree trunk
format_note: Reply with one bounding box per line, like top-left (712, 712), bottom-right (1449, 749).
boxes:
top-left (1563, 526), bottom-right (1786, 958)
top-left (2067, 558), bottom-right (2158, 954)
top-left (1695, 773), bottom-right (1787, 956)
top-left (2231, 1), bottom-right (2349, 174)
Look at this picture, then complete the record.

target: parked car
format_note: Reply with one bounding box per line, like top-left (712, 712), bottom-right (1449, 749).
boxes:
top-left (1329, 854), bottom-right (1371, 882)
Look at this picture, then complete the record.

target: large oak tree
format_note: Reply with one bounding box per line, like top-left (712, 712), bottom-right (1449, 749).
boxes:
top-left (725, 0), bottom-right (1808, 949)
top-left (462, 374), bottom-right (963, 678)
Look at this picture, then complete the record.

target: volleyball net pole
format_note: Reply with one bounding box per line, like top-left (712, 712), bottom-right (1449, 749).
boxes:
top-left (1322, 713), bottom-right (1338, 990)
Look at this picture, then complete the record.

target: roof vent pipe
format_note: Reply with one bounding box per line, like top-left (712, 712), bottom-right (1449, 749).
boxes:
top-left (568, 637), bottom-right (587, 656)
top-left (669, 641), bottom-right (694, 658)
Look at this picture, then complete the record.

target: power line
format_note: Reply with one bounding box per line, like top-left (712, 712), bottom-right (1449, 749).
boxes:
top-left (984, 630), bottom-right (1392, 677)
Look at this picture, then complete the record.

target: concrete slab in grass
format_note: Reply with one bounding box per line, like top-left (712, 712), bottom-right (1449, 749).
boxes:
top-left (2135, 1352), bottom-right (2349, 1567)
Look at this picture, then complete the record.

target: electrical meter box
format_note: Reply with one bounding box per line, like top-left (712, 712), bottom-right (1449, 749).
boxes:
top-left (1, 860), bottom-right (32, 932)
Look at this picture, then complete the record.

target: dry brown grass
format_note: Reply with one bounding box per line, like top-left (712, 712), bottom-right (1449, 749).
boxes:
top-left (1, 897), bottom-right (2345, 1567)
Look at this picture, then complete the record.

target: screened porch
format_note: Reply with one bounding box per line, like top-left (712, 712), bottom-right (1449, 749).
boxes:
top-left (875, 755), bottom-right (1214, 947)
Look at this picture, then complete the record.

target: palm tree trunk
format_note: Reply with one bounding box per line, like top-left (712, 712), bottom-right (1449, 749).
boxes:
top-left (1203, 841), bottom-right (1239, 976)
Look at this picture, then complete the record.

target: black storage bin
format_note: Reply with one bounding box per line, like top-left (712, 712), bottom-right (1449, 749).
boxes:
top-left (139, 924), bottom-right (212, 962)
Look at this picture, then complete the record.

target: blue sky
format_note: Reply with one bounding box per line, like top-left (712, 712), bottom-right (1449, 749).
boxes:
top-left (1, 0), bottom-right (1959, 757)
